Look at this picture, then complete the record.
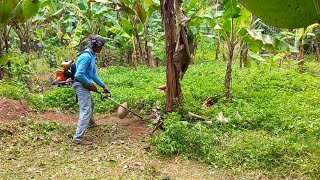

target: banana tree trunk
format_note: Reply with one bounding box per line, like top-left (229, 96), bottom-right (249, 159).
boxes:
top-left (143, 24), bottom-right (154, 67)
top-left (225, 42), bottom-right (235, 102)
top-left (298, 43), bottom-right (305, 72)
top-left (0, 27), bottom-right (4, 80)
top-left (0, 24), bottom-right (12, 79)
top-left (215, 39), bottom-right (220, 60)
top-left (132, 17), bottom-right (146, 65)
top-left (313, 39), bottom-right (320, 63)
top-left (147, 45), bottom-right (155, 67)
top-left (132, 37), bottom-right (138, 67)
top-left (14, 22), bottom-right (31, 55)
top-left (4, 25), bottom-right (11, 78)
top-left (239, 41), bottom-right (248, 68)
top-left (161, 0), bottom-right (182, 112)
top-left (127, 50), bottom-right (135, 67)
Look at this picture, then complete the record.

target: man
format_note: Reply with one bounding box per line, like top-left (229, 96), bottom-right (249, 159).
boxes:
top-left (72, 34), bottom-right (110, 145)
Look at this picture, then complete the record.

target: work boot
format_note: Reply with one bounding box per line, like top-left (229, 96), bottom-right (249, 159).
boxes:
top-left (72, 139), bottom-right (93, 145)
top-left (88, 121), bottom-right (98, 129)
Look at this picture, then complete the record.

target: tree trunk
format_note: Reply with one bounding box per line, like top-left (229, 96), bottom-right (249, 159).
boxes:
top-left (147, 46), bottom-right (155, 67)
top-left (298, 43), bottom-right (305, 72)
top-left (132, 38), bottom-right (138, 67)
top-left (4, 25), bottom-right (12, 78)
top-left (243, 45), bottom-right (248, 67)
top-left (224, 43), bottom-right (235, 103)
top-left (239, 42), bottom-right (248, 68)
top-left (222, 42), bottom-right (227, 61)
top-left (239, 41), bottom-right (243, 68)
top-left (127, 50), bottom-right (134, 67)
top-left (313, 39), bottom-right (320, 63)
top-left (215, 39), bottom-right (220, 60)
top-left (144, 24), bottom-right (154, 67)
top-left (161, 0), bottom-right (182, 112)
top-left (25, 22), bottom-right (31, 54)
top-left (117, 11), bottom-right (122, 27)
top-left (132, 18), bottom-right (146, 65)
top-left (0, 28), bottom-right (4, 80)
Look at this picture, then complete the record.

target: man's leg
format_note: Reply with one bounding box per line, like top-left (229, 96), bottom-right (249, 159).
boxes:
top-left (73, 83), bottom-right (93, 141)
top-left (88, 96), bottom-right (98, 128)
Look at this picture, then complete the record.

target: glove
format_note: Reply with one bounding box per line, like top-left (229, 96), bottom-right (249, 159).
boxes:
top-left (103, 86), bottom-right (111, 94)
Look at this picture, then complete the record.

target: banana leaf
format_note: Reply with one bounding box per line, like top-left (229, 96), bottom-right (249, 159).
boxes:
top-left (238, 0), bottom-right (320, 28)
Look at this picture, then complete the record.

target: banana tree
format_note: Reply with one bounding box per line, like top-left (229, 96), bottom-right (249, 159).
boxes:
top-left (56, 0), bottom-right (112, 56)
top-left (160, 0), bottom-right (212, 111)
top-left (217, 0), bottom-right (242, 102)
top-left (11, 0), bottom-right (42, 54)
top-left (181, 0), bottom-right (215, 61)
top-left (0, 0), bottom-right (41, 78)
top-left (112, 0), bottom-right (147, 65)
top-left (218, 0), bottom-right (297, 102)
top-left (132, 0), bottom-right (160, 67)
top-left (108, 15), bottom-right (137, 67)
top-left (295, 24), bottom-right (319, 70)
top-left (0, 0), bottom-right (19, 79)
top-left (161, 0), bottom-right (182, 112)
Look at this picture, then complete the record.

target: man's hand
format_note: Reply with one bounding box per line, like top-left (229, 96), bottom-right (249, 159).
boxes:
top-left (103, 86), bottom-right (111, 94)
top-left (87, 83), bottom-right (98, 92)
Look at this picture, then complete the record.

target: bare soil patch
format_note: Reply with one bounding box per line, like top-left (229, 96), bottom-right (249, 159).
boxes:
top-left (0, 97), bottom-right (31, 122)
top-left (0, 98), bottom-right (149, 138)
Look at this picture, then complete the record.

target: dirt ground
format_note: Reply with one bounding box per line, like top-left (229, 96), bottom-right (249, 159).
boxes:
top-left (0, 97), bottom-right (268, 179)
top-left (0, 98), bottom-right (31, 122)
top-left (0, 97), bottom-right (148, 138)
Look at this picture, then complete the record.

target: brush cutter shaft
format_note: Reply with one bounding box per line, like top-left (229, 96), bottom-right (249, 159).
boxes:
top-left (97, 92), bottom-right (143, 119)
top-left (106, 97), bottom-right (143, 119)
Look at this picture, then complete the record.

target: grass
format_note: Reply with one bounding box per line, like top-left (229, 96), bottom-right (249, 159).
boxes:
top-left (152, 59), bottom-right (320, 178)
top-left (1, 51), bottom-right (320, 178)
top-left (0, 119), bottom-right (228, 179)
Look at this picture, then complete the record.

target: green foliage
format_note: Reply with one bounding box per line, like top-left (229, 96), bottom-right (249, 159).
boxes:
top-left (11, 0), bottom-right (41, 22)
top-left (41, 87), bottom-right (78, 111)
top-left (238, 0), bottom-right (319, 28)
top-left (239, 28), bottom-right (298, 53)
top-left (2, 49), bottom-right (320, 177)
top-left (152, 59), bottom-right (320, 177)
top-left (22, 0), bottom-right (41, 20)
top-left (153, 112), bottom-right (213, 157)
top-left (223, 0), bottom-right (241, 19)
top-left (5, 55), bottom-right (32, 83)
top-left (0, 0), bottom-right (20, 23)
top-left (95, 65), bottom-right (166, 113)
top-left (0, 81), bottom-right (28, 100)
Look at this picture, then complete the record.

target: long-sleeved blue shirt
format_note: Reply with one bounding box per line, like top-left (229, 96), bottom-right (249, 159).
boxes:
top-left (74, 48), bottom-right (106, 87)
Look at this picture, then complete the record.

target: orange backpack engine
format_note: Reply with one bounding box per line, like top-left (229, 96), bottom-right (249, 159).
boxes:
top-left (55, 69), bottom-right (67, 81)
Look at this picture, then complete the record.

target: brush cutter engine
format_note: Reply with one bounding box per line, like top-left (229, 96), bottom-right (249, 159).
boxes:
top-left (51, 60), bottom-right (75, 86)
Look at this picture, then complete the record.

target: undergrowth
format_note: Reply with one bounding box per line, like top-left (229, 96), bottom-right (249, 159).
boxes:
top-left (1, 53), bottom-right (320, 178)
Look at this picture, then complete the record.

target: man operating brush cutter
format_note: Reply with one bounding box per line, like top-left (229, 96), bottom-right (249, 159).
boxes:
top-left (72, 34), bottom-right (110, 145)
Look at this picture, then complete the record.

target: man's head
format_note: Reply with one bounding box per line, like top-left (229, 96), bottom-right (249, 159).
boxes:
top-left (88, 34), bottom-right (105, 53)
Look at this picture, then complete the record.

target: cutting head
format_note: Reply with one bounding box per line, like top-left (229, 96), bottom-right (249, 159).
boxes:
top-left (117, 102), bottom-right (129, 119)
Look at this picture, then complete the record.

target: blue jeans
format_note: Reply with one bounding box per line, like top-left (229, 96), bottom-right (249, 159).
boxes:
top-left (72, 81), bottom-right (95, 140)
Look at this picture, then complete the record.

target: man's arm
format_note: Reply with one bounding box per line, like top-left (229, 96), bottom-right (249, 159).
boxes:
top-left (92, 67), bottom-right (106, 88)
top-left (92, 68), bottom-right (110, 93)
